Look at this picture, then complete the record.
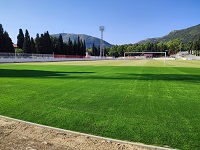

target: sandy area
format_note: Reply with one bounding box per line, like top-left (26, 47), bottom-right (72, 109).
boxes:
top-left (0, 117), bottom-right (171, 150)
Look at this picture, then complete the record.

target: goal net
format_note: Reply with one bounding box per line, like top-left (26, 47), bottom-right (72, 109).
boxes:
top-left (124, 52), bottom-right (167, 66)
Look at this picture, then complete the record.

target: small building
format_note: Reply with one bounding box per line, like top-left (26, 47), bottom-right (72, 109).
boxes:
top-left (13, 44), bottom-right (18, 49)
top-left (144, 54), bottom-right (153, 58)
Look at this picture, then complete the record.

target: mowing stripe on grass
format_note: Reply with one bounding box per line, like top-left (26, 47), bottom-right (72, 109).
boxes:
top-left (0, 61), bottom-right (199, 149)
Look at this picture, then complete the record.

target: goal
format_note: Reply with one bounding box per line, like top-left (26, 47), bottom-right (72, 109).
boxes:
top-left (124, 52), bottom-right (167, 66)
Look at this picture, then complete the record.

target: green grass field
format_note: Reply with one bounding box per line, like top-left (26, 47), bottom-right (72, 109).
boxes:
top-left (0, 60), bottom-right (200, 149)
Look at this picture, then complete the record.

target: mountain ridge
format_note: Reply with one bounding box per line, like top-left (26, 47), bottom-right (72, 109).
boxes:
top-left (51, 33), bottom-right (113, 49)
top-left (137, 24), bottom-right (200, 44)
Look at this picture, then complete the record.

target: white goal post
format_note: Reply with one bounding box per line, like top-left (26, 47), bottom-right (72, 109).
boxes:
top-left (124, 52), bottom-right (167, 66)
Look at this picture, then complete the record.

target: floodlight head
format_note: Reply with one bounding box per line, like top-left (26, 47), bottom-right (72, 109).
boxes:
top-left (99, 26), bottom-right (105, 32)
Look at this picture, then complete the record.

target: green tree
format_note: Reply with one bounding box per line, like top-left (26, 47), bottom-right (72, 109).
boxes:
top-left (157, 42), bottom-right (167, 52)
top-left (35, 33), bottom-right (40, 53)
top-left (51, 36), bottom-right (58, 54)
top-left (73, 40), bottom-right (78, 55)
top-left (77, 36), bottom-right (81, 55)
top-left (0, 24), bottom-right (5, 52)
top-left (104, 47), bottom-right (109, 56)
top-left (63, 42), bottom-right (68, 55)
top-left (17, 29), bottom-right (24, 49)
top-left (30, 37), bottom-right (36, 53)
top-left (92, 43), bottom-right (95, 56)
top-left (92, 43), bottom-right (99, 56)
top-left (68, 37), bottom-right (73, 55)
top-left (117, 45), bottom-right (125, 56)
top-left (57, 34), bottom-right (63, 54)
top-left (109, 45), bottom-right (119, 57)
top-left (4, 31), bottom-right (14, 53)
top-left (0, 24), bottom-right (14, 53)
top-left (81, 39), bottom-right (86, 56)
top-left (43, 31), bottom-right (53, 54)
top-left (127, 45), bottom-right (134, 52)
top-left (23, 29), bottom-right (31, 53)
top-left (39, 34), bottom-right (45, 53)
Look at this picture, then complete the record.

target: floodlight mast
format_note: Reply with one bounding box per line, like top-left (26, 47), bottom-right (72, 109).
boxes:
top-left (99, 26), bottom-right (105, 57)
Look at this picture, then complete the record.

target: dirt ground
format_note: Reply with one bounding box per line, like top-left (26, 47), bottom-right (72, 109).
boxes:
top-left (0, 117), bottom-right (170, 150)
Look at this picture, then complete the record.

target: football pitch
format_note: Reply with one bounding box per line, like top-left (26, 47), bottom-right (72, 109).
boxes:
top-left (0, 60), bottom-right (200, 149)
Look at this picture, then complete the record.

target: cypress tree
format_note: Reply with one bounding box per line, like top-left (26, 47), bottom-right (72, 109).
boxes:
top-left (17, 29), bottom-right (24, 49)
top-left (80, 39), bottom-right (83, 56)
top-left (51, 36), bottom-right (58, 54)
top-left (43, 31), bottom-right (53, 54)
top-left (77, 36), bottom-right (81, 55)
top-left (4, 31), bottom-right (14, 53)
top-left (30, 37), bottom-right (36, 53)
top-left (35, 33), bottom-right (40, 53)
top-left (39, 34), bottom-right (44, 53)
top-left (73, 40), bottom-right (78, 55)
top-left (63, 43), bottom-right (68, 55)
top-left (68, 37), bottom-right (73, 55)
top-left (82, 40), bottom-right (86, 56)
top-left (0, 24), bottom-right (14, 53)
top-left (23, 29), bottom-right (31, 53)
top-left (98, 46), bottom-right (100, 56)
top-left (0, 24), bottom-right (5, 52)
top-left (57, 34), bottom-right (63, 54)
top-left (92, 43), bottom-right (95, 56)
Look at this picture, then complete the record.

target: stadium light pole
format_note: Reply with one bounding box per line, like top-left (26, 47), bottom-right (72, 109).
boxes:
top-left (99, 26), bottom-right (105, 57)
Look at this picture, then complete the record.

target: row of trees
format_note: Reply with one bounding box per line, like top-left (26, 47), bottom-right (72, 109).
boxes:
top-left (0, 24), bottom-right (86, 56)
top-left (91, 43), bottom-right (109, 56)
top-left (105, 37), bottom-right (200, 57)
top-left (17, 29), bottom-right (86, 56)
top-left (0, 24), bottom-right (14, 53)
top-left (1, 23), bottom-right (200, 57)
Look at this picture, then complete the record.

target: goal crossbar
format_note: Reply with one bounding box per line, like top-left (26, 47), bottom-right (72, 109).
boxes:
top-left (124, 52), bottom-right (166, 66)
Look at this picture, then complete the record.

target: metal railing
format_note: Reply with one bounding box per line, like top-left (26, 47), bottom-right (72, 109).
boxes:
top-left (0, 53), bottom-right (54, 59)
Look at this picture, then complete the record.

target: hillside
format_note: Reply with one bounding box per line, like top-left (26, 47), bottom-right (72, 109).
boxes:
top-left (138, 24), bottom-right (200, 44)
top-left (51, 33), bottom-right (113, 49)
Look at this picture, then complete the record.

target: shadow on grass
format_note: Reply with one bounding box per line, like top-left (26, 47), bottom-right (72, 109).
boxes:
top-left (116, 73), bottom-right (200, 81)
top-left (0, 69), bottom-right (95, 78)
top-left (0, 69), bottom-right (200, 82)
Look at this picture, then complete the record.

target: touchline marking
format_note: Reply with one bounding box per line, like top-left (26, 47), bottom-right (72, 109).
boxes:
top-left (0, 115), bottom-right (176, 150)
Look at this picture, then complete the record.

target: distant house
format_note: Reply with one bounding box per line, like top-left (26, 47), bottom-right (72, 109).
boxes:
top-left (178, 51), bottom-right (189, 56)
top-left (13, 44), bottom-right (18, 49)
top-left (144, 54), bottom-right (153, 58)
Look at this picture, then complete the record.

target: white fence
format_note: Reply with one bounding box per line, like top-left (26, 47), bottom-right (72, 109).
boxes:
top-left (0, 53), bottom-right (53, 59)
top-left (1, 52), bottom-right (199, 63)
top-left (0, 52), bottom-right (112, 63)
top-left (185, 55), bottom-right (200, 60)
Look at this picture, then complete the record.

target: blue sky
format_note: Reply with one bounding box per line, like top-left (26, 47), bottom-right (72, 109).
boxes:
top-left (1, 0), bottom-right (200, 45)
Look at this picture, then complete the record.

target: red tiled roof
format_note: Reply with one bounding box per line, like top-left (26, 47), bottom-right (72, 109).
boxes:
top-left (13, 44), bottom-right (18, 48)
top-left (144, 54), bottom-right (153, 56)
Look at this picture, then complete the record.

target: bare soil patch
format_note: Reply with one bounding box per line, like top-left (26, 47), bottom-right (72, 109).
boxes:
top-left (0, 117), bottom-right (171, 150)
